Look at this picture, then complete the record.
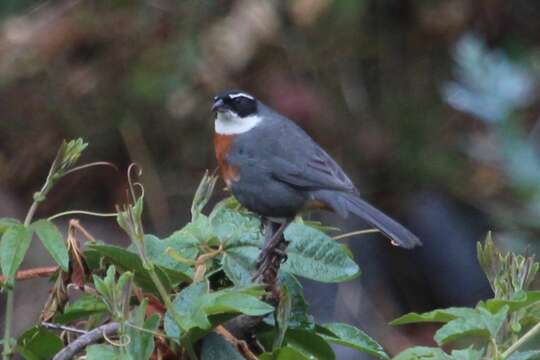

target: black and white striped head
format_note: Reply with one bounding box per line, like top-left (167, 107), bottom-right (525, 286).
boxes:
top-left (212, 91), bottom-right (262, 135)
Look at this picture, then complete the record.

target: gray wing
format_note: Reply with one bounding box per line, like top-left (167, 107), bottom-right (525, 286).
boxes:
top-left (266, 119), bottom-right (357, 194)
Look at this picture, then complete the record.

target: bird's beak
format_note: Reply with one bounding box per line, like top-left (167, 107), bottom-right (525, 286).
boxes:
top-left (212, 98), bottom-right (228, 113)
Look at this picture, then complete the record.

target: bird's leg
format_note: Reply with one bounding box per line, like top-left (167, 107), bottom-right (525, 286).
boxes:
top-left (256, 219), bottom-right (275, 268)
top-left (252, 219), bottom-right (292, 288)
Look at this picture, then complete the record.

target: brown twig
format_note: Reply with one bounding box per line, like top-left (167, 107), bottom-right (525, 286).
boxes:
top-left (0, 266), bottom-right (58, 283)
top-left (52, 322), bottom-right (120, 360)
top-left (69, 219), bottom-right (96, 242)
top-left (215, 325), bottom-right (258, 360)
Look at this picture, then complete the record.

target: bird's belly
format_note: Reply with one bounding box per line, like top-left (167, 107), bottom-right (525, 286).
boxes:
top-left (231, 177), bottom-right (307, 218)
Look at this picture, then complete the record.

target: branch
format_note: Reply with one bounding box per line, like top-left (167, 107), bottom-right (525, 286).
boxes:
top-left (52, 322), bottom-right (120, 360)
top-left (0, 266), bottom-right (58, 283)
top-left (42, 322), bottom-right (87, 335)
top-left (215, 325), bottom-right (258, 360)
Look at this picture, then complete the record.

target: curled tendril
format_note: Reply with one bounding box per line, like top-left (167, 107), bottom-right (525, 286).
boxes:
top-left (132, 182), bottom-right (145, 200)
top-left (127, 163), bottom-right (143, 203)
top-left (103, 331), bottom-right (131, 347)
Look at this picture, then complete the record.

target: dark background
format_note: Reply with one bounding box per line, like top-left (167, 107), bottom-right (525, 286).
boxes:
top-left (1, 0), bottom-right (540, 358)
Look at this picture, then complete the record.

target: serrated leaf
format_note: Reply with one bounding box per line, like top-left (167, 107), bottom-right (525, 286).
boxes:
top-left (0, 218), bottom-right (19, 235)
top-left (16, 326), bottom-right (63, 360)
top-left (434, 306), bottom-right (508, 346)
top-left (483, 290), bottom-right (540, 313)
top-left (274, 286), bottom-right (291, 350)
top-left (259, 346), bottom-right (310, 360)
top-left (285, 329), bottom-right (335, 360)
top-left (222, 246), bottom-right (259, 286)
top-left (165, 281), bottom-right (273, 336)
top-left (32, 220), bottom-right (69, 271)
top-left (451, 347), bottom-right (485, 360)
top-left (507, 350), bottom-right (540, 360)
top-left (264, 272), bottom-right (314, 330)
top-left (54, 293), bottom-right (107, 324)
top-left (201, 332), bottom-right (244, 360)
top-left (86, 344), bottom-right (127, 360)
top-left (0, 225), bottom-right (33, 284)
top-left (93, 276), bottom-right (110, 301)
top-left (143, 234), bottom-right (195, 276)
top-left (210, 205), bottom-right (263, 247)
top-left (319, 323), bottom-right (389, 360)
top-left (86, 243), bottom-right (190, 293)
top-left (390, 307), bottom-right (478, 326)
top-left (127, 300), bottom-right (160, 360)
top-left (393, 346), bottom-right (452, 360)
top-left (282, 223), bottom-right (360, 282)
top-left (181, 215), bottom-right (217, 244)
top-left (205, 290), bottom-right (274, 317)
top-left (165, 281), bottom-right (209, 338)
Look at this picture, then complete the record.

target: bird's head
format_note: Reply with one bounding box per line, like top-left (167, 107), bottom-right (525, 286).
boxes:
top-left (212, 90), bottom-right (262, 135)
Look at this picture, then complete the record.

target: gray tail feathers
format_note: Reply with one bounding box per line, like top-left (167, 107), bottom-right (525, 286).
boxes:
top-left (313, 190), bottom-right (421, 249)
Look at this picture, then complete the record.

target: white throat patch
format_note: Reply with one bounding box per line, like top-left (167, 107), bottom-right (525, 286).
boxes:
top-left (215, 111), bottom-right (262, 135)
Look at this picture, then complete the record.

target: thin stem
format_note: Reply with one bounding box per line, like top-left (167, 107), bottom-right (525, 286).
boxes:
top-left (41, 322), bottom-right (88, 335)
top-left (491, 337), bottom-right (500, 360)
top-left (145, 266), bottom-right (197, 360)
top-left (332, 228), bottom-right (379, 241)
top-left (23, 202), bottom-right (39, 228)
top-left (1, 285), bottom-right (15, 359)
top-left (3, 187), bottom-right (44, 359)
top-left (62, 161), bottom-right (119, 177)
top-left (48, 210), bottom-right (118, 222)
top-left (502, 321), bottom-right (540, 359)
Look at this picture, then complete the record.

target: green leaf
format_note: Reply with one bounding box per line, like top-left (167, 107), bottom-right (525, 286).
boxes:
top-left (165, 281), bottom-right (209, 338)
top-left (210, 205), bottom-right (263, 247)
top-left (319, 323), bottom-right (389, 360)
top-left (222, 246), bottom-right (259, 286)
top-left (390, 307), bottom-right (478, 326)
top-left (86, 243), bottom-right (190, 293)
top-left (164, 281), bottom-right (273, 336)
top-left (264, 271), bottom-right (315, 330)
top-left (507, 350), bottom-right (540, 360)
top-left (0, 218), bottom-right (19, 235)
top-left (127, 300), bottom-right (160, 360)
top-left (201, 332), bottom-right (244, 360)
top-left (279, 272), bottom-right (314, 330)
top-left (282, 223), bottom-right (360, 282)
top-left (259, 346), bottom-right (311, 360)
top-left (285, 329), bottom-right (335, 360)
top-left (86, 344), bottom-right (127, 360)
top-left (0, 225), bottom-right (33, 284)
top-left (483, 290), bottom-right (540, 313)
top-left (32, 220), bottom-right (69, 271)
top-left (55, 293), bottom-right (107, 324)
top-left (274, 285), bottom-right (291, 350)
top-left (16, 326), bottom-right (63, 360)
top-left (181, 215), bottom-right (217, 244)
top-left (451, 347), bottom-right (485, 360)
top-left (393, 346), bottom-right (452, 360)
top-left (191, 172), bottom-right (218, 218)
top-left (204, 289), bottom-right (274, 318)
top-left (434, 306), bottom-right (508, 346)
top-left (143, 234), bottom-right (195, 276)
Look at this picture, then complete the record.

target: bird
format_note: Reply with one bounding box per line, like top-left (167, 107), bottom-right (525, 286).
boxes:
top-left (212, 90), bottom-right (421, 250)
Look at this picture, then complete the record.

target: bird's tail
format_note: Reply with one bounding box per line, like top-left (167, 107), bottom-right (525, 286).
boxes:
top-left (313, 190), bottom-right (421, 249)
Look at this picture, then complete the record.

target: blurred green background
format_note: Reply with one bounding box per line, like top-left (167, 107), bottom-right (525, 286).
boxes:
top-left (1, 0), bottom-right (540, 357)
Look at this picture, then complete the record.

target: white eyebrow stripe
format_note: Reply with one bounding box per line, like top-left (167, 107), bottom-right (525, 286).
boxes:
top-left (229, 93), bottom-right (254, 100)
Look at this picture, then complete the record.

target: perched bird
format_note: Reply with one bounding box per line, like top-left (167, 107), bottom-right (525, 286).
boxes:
top-left (212, 90), bottom-right (421, 249)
